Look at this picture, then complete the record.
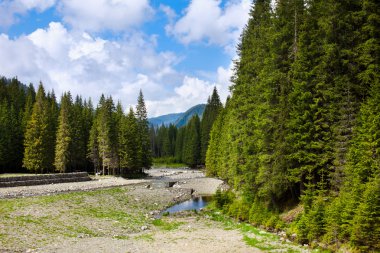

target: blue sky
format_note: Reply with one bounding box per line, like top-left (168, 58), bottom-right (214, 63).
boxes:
top-left (0, 0), bottom-right (251, 116)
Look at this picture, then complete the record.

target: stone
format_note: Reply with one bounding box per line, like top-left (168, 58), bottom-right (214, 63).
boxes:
top-left (141, 225), bottom-right (148, 231)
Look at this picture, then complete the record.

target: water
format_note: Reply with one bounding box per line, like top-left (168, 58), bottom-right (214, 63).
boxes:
top-left (162, 196), bottom-right (212, 214)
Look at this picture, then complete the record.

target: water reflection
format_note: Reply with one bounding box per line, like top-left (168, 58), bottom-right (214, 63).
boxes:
top-left (163, 196), bottom-right (212, 214)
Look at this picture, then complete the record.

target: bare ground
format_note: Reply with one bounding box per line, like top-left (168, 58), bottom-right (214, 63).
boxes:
top-left (0, 168), bottom-right (310, 253)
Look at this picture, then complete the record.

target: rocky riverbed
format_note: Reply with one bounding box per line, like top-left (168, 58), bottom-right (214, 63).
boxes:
top-left (0, 168), bottom-right (310, 253)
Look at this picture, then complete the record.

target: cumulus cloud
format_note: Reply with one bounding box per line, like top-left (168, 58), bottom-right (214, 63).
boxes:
top-left (0, 0), bottom-right (56, 28)
top-left (57, 0), bottom-right (153, 32)
top-left (167, 0), bottom-right (250, 54)
top-left (0, 22), bottom-right (181, 113)
top-left (146, 64), bottom-right (233, 117)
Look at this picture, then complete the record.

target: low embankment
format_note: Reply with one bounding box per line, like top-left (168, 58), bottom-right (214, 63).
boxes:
top-left (0, 172), bottom-right (91, 188)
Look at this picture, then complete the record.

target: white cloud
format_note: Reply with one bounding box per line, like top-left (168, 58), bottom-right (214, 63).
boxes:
top-left (167, 0), bottom-right (250, 54)
top-left (159, 4), bottom-right (176, 22)
top-left (146, 68), bottom-right (232, 117)
top-left (0, 22), bottom-right (181, 114)
top-left (0, 0), bottom-right (56, 28)
top-left (57, 0), bottom-right (153, 32)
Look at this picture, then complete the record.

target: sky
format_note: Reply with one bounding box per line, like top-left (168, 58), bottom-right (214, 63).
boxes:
top-left (0, 0), bottom-right (251, 117)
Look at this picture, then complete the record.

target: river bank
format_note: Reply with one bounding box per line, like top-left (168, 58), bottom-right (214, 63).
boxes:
top-left (0, 168), bottom-right (311, 252)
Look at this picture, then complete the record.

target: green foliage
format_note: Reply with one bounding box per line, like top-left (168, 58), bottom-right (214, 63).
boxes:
top-left (119, 108), bottom-right (141, 173)
top-left (350, 177), bottom-right (380, 252)
top-left (136, 90), bottom-right (152, 169)
top-left (205, 0), bottom-right (379, 250)
top-left (182, 115), bottom-right (201, 167)
top-left (54, 92), bottom-right (73, 173)
top-left (214, 189), bottom-right (234, 210)
top-left (152, 219), bottom-right (183, 231)
top-left (200, 87), bottom-right (222, 164)
top-left (23, 83), bottom-right (55, 173)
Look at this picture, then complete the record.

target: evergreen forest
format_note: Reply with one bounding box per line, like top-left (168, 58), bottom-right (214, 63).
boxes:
top-left (150, 87), bottom-right (223, 167)
top-left (0, 0), bottom-right (379, 251)
top-left (0, 77), bottom-right (151, 175)
top-left (206, 0), bottom-right (379, 252)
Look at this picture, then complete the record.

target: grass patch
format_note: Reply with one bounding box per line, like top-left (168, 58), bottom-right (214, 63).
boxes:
top-left (113, 235), bottom-right (130, 240)
top-left (0, 173), bottom-right (42, 178)
top-left (152, 157), bottom-right (187, 168)
top-left (0, 185), bottom-right (158, 250)
top-left (152, 219), bottom-right (183, 231)
top-left (135, 233), bottom-right (154, 241)
top-left (243, 235), bottom-right (278, 251)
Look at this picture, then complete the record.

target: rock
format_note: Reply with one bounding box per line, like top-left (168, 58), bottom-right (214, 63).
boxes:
top-left (141, 225), bottom-right (148, 231)
top-left (280, 237), bottom-right (285, 242)
top-left (291, 233), bottom-right (297, 240)
top-left (145, 184), bottom-right (151, 189)
top-left (303, 244), bottom-right (309, 247)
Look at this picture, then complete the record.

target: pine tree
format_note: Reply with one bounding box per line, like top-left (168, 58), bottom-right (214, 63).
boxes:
top-left (182, 115), bottom-right (201, 167)
top-left (136, 90), bottom-right (152, 169)
top-left (200, 87), bottom-right (222, 164)
top-left (23, 83), bottom-right (52, 173)
top-left (119, 108), bottom-right (141, 173)
top-left (46, 90), bottom-right (58, 173)
top-left (0, 101), bottom-right (10, 172)
top-left (96, 95), bottom-right (118, 175)
top-left (175, 127), bottom-right (185, 163)
top-left (55, 92), bottom-right (73, 173)
top-left (88, 119), bottom-right (100, 174)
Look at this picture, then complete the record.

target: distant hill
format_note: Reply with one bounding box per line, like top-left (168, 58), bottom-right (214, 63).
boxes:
top-left (148, 104), bottom-right (206, 128)
top-left (174, 104), bottom-right (206, 128)
top-left (148, 112), bottom-right (184, 127)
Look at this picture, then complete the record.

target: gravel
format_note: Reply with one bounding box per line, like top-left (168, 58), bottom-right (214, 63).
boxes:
top-left (0, 168), bottom-right (223, 199)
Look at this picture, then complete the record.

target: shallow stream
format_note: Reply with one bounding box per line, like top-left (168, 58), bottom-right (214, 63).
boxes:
top-left (162, 195), bottom-right (212, 214)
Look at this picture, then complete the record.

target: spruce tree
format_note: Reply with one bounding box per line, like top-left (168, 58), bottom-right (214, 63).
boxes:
top-left (96, 95), bottom-right (118, 175)
top-left (136, 90), bottom-right (152, 169)
top-left (55, 92), bottom-right (73, 173)
top-left (119, 108), bottom-right (141, 173)
top-left (200, 87), bottom-right (222, 164)
top-left (182, 115), bottom-right (201, 167)
top-left (23, 83), bottom-right (51, 173)
top-left (175, 127), bottom-right (185, 163)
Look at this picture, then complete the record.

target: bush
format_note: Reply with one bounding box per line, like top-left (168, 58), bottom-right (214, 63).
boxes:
top-left (228, 198), bottom-right (250, 221)
top-left (214, 189), bottom-right (235, 211)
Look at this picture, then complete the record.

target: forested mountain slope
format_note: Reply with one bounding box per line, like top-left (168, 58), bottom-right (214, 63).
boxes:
top-left (206, 0), bottom-right (379, 252)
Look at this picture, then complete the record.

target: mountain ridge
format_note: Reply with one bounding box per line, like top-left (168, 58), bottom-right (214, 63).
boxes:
top-left (149, 104), bottom-right (206, 128)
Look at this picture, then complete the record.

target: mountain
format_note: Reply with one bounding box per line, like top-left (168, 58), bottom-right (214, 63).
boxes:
top-left (148, 112), bottom-right (184, 127)
top-left (174, 104), bottom-right (206, 128)
top-left (148, 104), bottom-right (206, 128)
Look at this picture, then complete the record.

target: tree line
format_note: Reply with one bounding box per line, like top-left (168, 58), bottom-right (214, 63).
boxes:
top-left (206, 0), bottom-right (379, 251)
top-left (0, 78), bottom-right (151, 175)
top-left (150, 87), bottom-right (222, 167)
